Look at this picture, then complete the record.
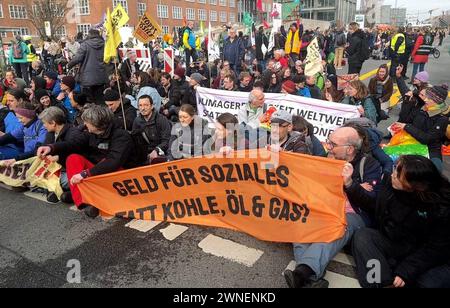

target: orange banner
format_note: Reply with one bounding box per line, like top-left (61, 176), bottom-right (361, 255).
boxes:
top-left (78, 150), bottom-right (347, 243)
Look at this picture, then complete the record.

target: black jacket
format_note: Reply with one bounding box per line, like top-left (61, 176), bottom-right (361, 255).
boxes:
top-left (50, 123), bottom-right (134, 176)
top-left (347, 29), bottom-right (365, 65)
top-left (404, 111), bottom-right (448, 161)
top-left (46, 124), bottom-right (88, 167)
top-left (120, 59), bottom-right (140, 82)
top-left (181, 86), bottom-right (198, 110)
top-left (255, 32), bottom-right (268, 61)
top-left (113, 99), bottom-right (137, 132)
top-left (307, 84), bottom-right (322, 100)
top-left (349, 174), bottom-right (450, 284)
top-left (132, 111), bottom-right (172, 164)
top-left (68, 34), bottom-right (108, 87)
top-left (167, 117), bottom-right (212, 161)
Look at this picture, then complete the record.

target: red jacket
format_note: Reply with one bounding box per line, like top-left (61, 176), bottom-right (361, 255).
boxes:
top-left (411, 35), bottom-right (429, 64)
top-left (277, 57), bottom-right (289, 69)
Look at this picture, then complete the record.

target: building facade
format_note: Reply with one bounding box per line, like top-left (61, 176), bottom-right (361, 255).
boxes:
top-left (283, 0), bottom-right (356, 25)
top-left (0, 0), bottom-right (273, 40)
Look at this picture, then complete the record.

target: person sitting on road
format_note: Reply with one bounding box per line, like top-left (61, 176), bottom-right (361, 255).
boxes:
top-left (341, 80), bottom-right (378, 125)
top-left (393, 84), bottom-right (449, 172)
top-left (167, 104), bottom-right (212, 161)
top-left (237, 89), bottom-right (267, 130)
top-left (37, 107), bottom-right (87, 204)
top-left (131, 95), bottom-right (172, 166)
top-left (305, 75), bottom-right (322, 100)
top-left (350, 156), bottom-right (450, 288)
top-left (36, 105), bottom-right (134, 218)
top-left (283, 127), bottom-right (382, 288)
top-left (268, 111), bottom-right (311, 155)
top-left (292, 116), bottom-right (326, 157)
top-left (0, 101), bottom-right (47, 163)
top-left (368, 64), bottom-right (394, 112)
top-left (104, 89), bottom-right (136, 132)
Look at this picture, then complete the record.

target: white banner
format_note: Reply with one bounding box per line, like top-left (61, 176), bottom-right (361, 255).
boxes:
top-left (196, 87), bottom-right (361, 142)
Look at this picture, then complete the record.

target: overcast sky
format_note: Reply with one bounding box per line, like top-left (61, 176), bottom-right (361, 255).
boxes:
top-left (358, 0), bottom-right (450, 19)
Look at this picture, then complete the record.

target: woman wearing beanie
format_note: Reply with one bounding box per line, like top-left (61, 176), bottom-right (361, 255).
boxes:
top-left (0, 101), bottom-right (47, 163)
top-left (34, 88), bottom-right (68, 118)
top-left (394, 84), bottom-right (449, 172)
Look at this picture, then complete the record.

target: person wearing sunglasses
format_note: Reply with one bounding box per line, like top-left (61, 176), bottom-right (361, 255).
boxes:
top-left (349, 155), bottom-right (450, 288)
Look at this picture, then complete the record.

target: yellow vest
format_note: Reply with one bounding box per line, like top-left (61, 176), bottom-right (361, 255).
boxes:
top-left (285, 30), bottom-right (301, 55)
top-left (390, 33), bottom-right (406, 54)
top-left (27, 44), bottom-right (38, 62)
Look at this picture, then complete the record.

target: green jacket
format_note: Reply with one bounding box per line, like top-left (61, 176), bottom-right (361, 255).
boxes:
top-left (9, 41), bottom-right (30, 64)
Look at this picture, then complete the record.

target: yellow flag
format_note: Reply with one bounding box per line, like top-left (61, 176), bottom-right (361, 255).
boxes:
top-left (104, 8), bottom-right (121, 63)
top-left (111, 4), bottom-right (129, 29)
top-left (134, 12), bottom-right (163, 44)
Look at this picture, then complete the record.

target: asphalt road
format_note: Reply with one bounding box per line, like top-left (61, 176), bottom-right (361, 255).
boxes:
top-left (0, 38), bottom-right (449, 289)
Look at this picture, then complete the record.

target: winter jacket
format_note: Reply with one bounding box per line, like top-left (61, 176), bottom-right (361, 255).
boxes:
top-left (167, 116), bottom-right (212, 161)
top-left (368, 75), bottom-right (394, 103)
top-left (182, 86), bottom-right (198, 110)
top-left (45, 124), bottom-right (88, 167)
top-left (411, 34), bottom-right (430, 64)
top-left (132, 111), bottom-right (172, 164)
top-left (404, 110), bottom-right (448, 161)
top-left (306, 84), bottom-right (322, 100)
top-left (223, 37), bottom-right (245, 68)
top-left (120, 59), bottom-right (141, 82)
top-left (348, 174), bottom-right (450, 285)
top-left (0, 109), bottom-right (22, 135)
top-left (342, 96), bottom-right (378, 125)
top-left (255, 32), bottom-right (269, 61)
top-left (347, 30), bottom-right (365, 66)
top-left (297, 87), bottom-right (312, 98)
top-left (113, 99), bottom-right (137, 132)
top-left (9, 41), bottom-right (30, 64)
top-left (334, 31), bottom-right (347, 48)
top-left (51, 123), bottom-right (133, 176)
top-left (0, 117), bottom-right (47, 160)
top-left (68, 34), bottom-right (108, 87)
top-left (270, 131), bottom-right (311, 155)
top-left (137, 86), bottom-right (162, 112)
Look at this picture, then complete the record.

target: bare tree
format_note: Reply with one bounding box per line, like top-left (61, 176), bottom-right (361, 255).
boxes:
top-left (25, 0), bottom-right (71, 39)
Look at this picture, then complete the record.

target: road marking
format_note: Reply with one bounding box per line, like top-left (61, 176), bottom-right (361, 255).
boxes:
top-left (23, 191), bottom-right (54, 203)
top-left (125, 219), bottom-right (162, 232)
top-left (333, 253), bottom-right (356, 267)
top-left (198, 234), bottom-right (264, 267)
top-left (0, 183), bottom-right (13, 191)
top-left (159, 223), bottom-right (188, 241)
top-left (282, 260), bottom-right (297, 276)
top-left (359, 61), bottom-right (391, 81)
top-left (325, 271), bottom-right (361, 288)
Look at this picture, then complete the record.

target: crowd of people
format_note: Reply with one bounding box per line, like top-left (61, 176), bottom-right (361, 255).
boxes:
top-left (0, 20), bottom-right (449, 288)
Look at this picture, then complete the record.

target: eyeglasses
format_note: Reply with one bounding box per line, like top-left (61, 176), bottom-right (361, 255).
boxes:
top-left (325, 139), bottom-right (353, 150)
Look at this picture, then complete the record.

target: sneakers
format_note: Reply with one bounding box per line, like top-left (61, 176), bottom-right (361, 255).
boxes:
top-left (83, 205), bottom-right (99, 218)
top-left (283, 270), bottom-right (302, 288)
top-left (60, 191), bottom-right (74, 204)
top-left (46, 192), bottom-right (59, 204)
top-left (284, 269), bottom-right (329, 288)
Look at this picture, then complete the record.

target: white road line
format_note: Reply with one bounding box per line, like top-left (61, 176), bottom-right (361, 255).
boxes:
top-left (0, 183), bottom-right (13, 190)
top-left (125, 219), bottom-right (162, 232)
top-left (159, 223), bottom-right (188, 241)
top-left (282, 260), bottom-right (297, 276)
top-left (325, 271), bottom-right (361, 289)
top-left (23, 191), bottom-right (52, 203)
top-left (198, 234), bottom-right (264, 267)
top-left (333, 253), bottom-right (356, 267)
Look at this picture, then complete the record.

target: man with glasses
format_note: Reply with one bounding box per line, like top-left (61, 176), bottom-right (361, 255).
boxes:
top-left (284, 126), bottom-right (382, 288)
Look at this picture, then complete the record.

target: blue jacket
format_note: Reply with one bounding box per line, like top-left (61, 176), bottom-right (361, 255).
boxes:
top-left (223, 37), bottom-right (245, 67)
top-left (10, 118), bottom-right (47, 160)
top-left (62, 84), bottom-right (81, 123)
top-left (297, 87), bottom-right (312, 98)
top-left (4, 112), bottom-right (23, 134)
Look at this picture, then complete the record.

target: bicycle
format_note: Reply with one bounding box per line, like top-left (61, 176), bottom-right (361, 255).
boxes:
top-left (431, 47), bottom-right (440, 59)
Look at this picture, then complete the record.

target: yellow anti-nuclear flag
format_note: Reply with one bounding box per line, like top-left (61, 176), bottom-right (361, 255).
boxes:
top-left (104, 5), bottom-right (129, 63)
top-left (134, 12), bottom-right (162, 44)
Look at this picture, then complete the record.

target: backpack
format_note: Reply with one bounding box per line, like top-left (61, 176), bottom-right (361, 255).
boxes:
top-left (366, 96), bottom-right (389, 124)
top-left (359, 32), bottom-right (371, 61)
top-left (13, 42), bottom-right (24, 59)
top-left (336, 33), bottom-right (346, 47)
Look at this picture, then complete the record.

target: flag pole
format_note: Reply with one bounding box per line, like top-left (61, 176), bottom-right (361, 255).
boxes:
top-left (113, 52), bottom-right (127, 131)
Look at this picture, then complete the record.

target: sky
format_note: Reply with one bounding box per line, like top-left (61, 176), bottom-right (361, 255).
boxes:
top-left (358, 0), bottom-right (450, 19)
